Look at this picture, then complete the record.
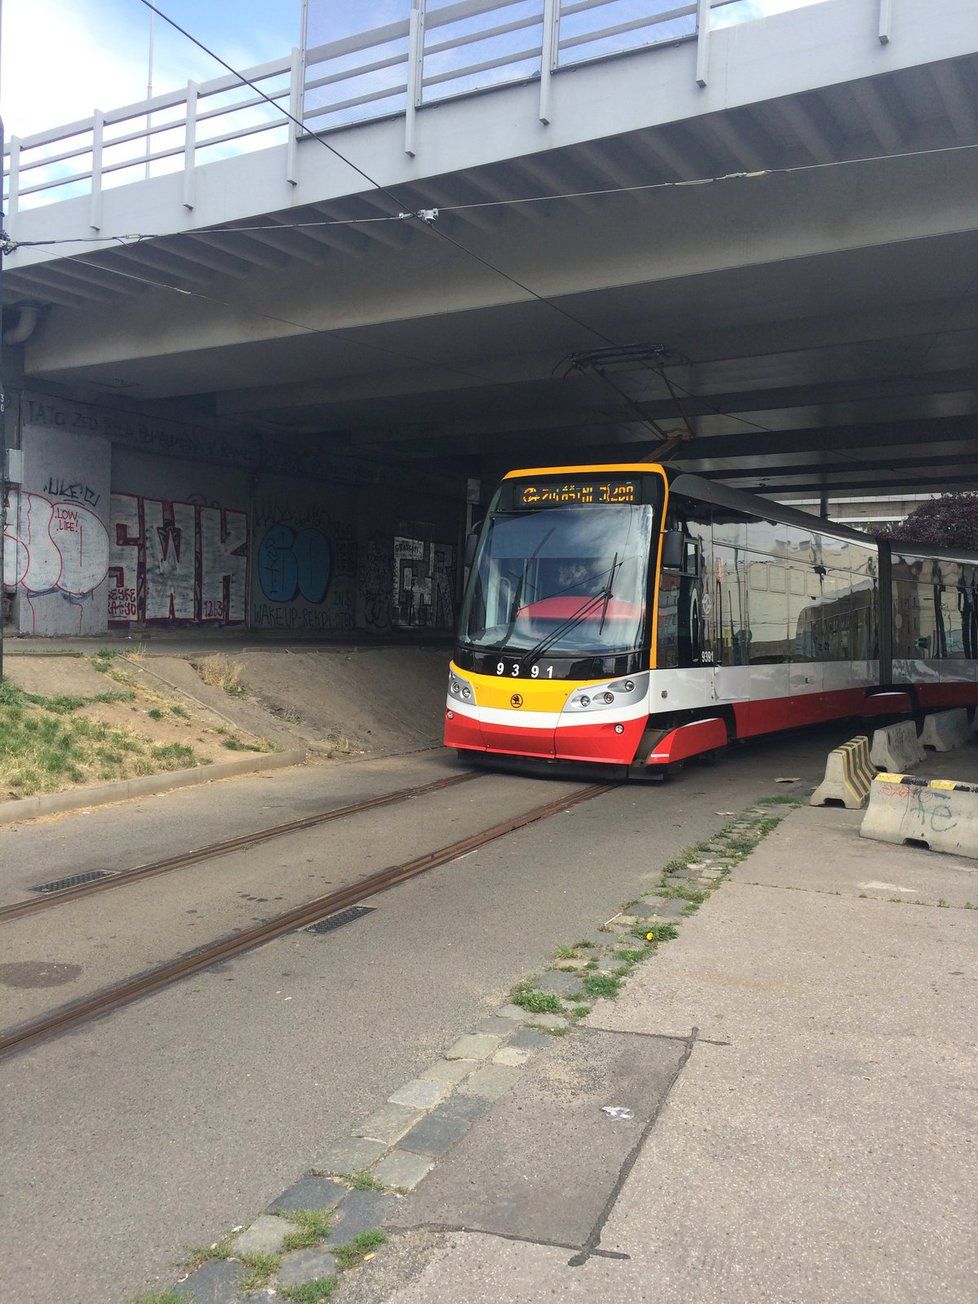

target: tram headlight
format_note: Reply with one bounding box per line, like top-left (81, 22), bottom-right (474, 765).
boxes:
top-left (565, 672), bottom-right (650, 713)
top-left (448, 671), bottom-right (475, 703)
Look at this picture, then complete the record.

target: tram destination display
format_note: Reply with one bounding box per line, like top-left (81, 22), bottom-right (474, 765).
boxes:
top-left (517, 479), bottom-right (638, 507)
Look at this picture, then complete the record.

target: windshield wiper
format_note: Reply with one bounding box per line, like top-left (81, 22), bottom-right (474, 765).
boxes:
top-left (597, 552), bottom-right (619, 636)
top-left (520, 586), bottom-right (611, 668)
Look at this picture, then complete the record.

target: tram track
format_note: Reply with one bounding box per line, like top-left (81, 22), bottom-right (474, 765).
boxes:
top-left (0, 781), bottom-right (615, 1062)
top-left (0, 770), bottom-right (482, 923)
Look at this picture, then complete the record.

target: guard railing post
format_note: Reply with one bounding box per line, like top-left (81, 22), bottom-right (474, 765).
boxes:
top-left (90, 109), bottom-right (104, 232)
top-left (695, 0), bottom-right (711, 87)
top-left (183, 81), bottom-right (198, 211)
top-left (405, 0), bottom-right (426, 157)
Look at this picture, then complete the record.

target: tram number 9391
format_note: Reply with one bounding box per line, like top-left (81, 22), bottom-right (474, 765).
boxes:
top-left (495, 661), bottom-right (555, 678)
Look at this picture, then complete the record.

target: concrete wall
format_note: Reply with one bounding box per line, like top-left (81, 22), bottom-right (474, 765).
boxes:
top-left (4, 390), bottom-right (463, 639)
top-left (4, 413), bottom-right (111, 635)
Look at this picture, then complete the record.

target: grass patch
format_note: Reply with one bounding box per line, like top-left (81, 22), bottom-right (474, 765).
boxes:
top-left (282, 1208), bottom-right (333, 1251)
top-left (147, 707), bottom-right (164, 720)
top-left (196, 653), bottom-right (244, 696)
top-left (221, 736), bottom-right (268, 752)
top-left (332, 1230), bottom-right (387, 1270)
top-left (279, 1278), bottom-right (338, 1304)
top-left (511, 982), bottom-right (563, 1014)
top-left (553, 944), bottom-right (579, 960)
top-left (568, 1004), bottom-right (592, 1021)
top-left (0, 682), bottom-right (202, 797)
top-left (129, 1291), bottom-right (187, 1304)
top-left (581, 972), bottom-right (621, 999)
top-left (171, 703), bottom-right (189, 718)
top-left (240, 1252), bottom-right (281, 1291)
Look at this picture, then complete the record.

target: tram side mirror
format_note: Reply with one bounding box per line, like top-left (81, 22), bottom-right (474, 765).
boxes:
top-left (661, 530), bottom-right (685, 570)
top-left (464, 532), bottom-right (479, 567)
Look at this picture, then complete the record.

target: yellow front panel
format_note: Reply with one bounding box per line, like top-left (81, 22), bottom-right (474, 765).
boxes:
top-left (459, 665), bottom-right (605, 710)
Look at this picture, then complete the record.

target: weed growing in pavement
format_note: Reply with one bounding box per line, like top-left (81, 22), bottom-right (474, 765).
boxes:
top-left (183, 1235), bottom-right (233, 1271)
top-left (572, 939), bottom-right (594, 949)
top-left (553, 944), bottom-right (579, 960)
top-left (129, 1291), bottom-right (187, 1304)
top-left (581, 972), bottom-right (621, 999)
top-left (662, 846), bottom-right (699, 875)
top-left (279, 1277), bottom-right (338, 1303)
top-left (614, 947), bottom-right (651, 963)
top-left (282, 1209), bottom-right (333, 1251)
top-left (655, 884), bottom-right (708, 903)
top-left (568, 1004), bottom-right (592, 1020)
top-left (634, 921), bottom-right (679, 944)
top-left (347, 1170), bottom-right (386, 1192)
top-left (240, 1251), bottom-right (281, 1290)
top-left (511, 982), bottom-right (564, 1014)
top-left (332, 1230), bottom-right (388, 1270)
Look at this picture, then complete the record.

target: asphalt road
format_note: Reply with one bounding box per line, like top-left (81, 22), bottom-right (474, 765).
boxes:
top-left (1, 730), bottom-right (843, 1304)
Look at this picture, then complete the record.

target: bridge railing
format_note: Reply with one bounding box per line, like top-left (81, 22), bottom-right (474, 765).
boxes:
top-left (4, 0), bottom-right (884, 236)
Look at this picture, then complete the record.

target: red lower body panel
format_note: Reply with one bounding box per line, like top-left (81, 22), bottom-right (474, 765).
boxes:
top-left (444, 710), bottom-right (646, 764)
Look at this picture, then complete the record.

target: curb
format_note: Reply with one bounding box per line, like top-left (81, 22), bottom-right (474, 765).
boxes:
top-left (0, 750), bottom-right (307, 827)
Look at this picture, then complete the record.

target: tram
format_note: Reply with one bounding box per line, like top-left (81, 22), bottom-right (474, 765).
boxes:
top-left (444, 463), bottom-right (978, 772)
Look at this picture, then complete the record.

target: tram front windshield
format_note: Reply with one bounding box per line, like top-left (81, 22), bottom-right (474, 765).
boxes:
top-left (459, 503), bottom-right (655, 657)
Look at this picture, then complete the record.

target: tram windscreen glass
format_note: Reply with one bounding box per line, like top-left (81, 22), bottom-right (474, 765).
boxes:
top-left (458, 500), bottom-right (656, 658)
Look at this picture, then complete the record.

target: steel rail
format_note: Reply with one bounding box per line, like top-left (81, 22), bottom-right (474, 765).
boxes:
top-left (0, 771), bottom-right (481, 924)
top-left (0, 782), bottom-right (615, 1061)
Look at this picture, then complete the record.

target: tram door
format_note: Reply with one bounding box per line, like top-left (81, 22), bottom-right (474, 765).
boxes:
top-left (713, 540), bottom-right (750, 711)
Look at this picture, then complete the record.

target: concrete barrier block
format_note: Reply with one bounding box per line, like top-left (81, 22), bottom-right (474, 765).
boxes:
top-left (870, 720), bottom-right (925, 772)
top-left (809, 736), bottom-right (873, 809)
top-left (920, 708), bottom-right (971, 752)
top-left (861, 773), bottom-right (978, 859)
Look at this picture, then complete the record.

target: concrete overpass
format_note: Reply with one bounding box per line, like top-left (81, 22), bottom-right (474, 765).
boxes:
top-left (1, 0), bottom-right (977, 635)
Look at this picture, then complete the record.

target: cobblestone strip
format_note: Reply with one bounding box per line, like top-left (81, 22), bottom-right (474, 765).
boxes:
top-left (132, 798), bottom-right (798, 1304)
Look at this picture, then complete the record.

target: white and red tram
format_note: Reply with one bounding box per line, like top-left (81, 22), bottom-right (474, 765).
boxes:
top-left (444, 463), bottom-right (978, 772)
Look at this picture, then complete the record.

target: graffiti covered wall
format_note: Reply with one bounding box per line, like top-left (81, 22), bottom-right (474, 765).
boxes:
top-left (108, 494), bottom-right (249, 625)
top-left (4, 425), bottom-right (111, 634)
top-left (251, 486), bottom-right (357, 631)
top-left (8, 392), bottom-right (465, 637)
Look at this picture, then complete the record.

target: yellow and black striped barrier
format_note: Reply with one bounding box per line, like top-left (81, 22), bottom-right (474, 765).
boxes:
top-left (810, 735), bottom-right (874, 809)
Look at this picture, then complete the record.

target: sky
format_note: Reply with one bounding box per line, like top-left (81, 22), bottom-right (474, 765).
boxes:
top-left (2, 0), bottom-right (827, 141)
top-left (2, 0), bottom-right (303, 138)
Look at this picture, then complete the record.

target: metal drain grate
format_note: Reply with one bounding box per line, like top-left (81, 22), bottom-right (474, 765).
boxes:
top-left (30, 870), bottom-right (112, 894)
top-left (307, 905), bottom-right (375, 934)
